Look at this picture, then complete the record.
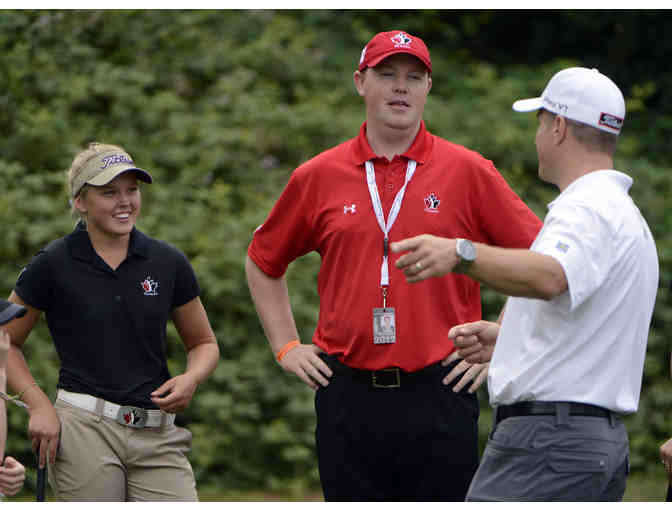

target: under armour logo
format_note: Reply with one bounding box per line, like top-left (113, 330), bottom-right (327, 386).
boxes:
top-left (344, 204), bottom-right (357, 214)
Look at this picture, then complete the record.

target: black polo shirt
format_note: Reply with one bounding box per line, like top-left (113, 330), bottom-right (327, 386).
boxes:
top-left (15, 222), bottom-right (200, 408)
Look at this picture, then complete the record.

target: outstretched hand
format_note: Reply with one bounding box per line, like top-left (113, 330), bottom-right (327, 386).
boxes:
top-left (279, 344), bottom-right (332, 390)
top-left (448, 320), bottom-right (500, 364)
top-left (391, 235), bottom-right (459, 283)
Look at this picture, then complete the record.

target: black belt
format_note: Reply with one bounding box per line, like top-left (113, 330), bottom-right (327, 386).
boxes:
top-left (495, 401), bottom-right (612, 424)
top-left (319, 353), bottom-right (445, 389)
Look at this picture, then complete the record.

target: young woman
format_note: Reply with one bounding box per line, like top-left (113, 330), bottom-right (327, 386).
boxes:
top-left (4, 143), bottom-right (219, 501)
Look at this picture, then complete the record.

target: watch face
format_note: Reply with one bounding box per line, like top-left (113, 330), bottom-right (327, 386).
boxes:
top-left (458, 239), bottom-right (476, 262)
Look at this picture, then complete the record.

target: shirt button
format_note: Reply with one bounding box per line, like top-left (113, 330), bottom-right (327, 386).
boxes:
top-left (387, 183), bottom-right (394, 190)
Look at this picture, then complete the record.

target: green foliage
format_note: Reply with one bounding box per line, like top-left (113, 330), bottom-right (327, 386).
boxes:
top-left (1, 10), bottom-right (670, 495)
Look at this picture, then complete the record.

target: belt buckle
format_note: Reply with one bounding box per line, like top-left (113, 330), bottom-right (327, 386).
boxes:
top-left (372, 368), bottom-right (401, 388)
top-left (117, 406), bottom-right (148, 428)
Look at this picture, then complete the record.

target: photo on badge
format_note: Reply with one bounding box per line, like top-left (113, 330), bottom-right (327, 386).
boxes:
top-left (373, 307), bottom-right (396, 344)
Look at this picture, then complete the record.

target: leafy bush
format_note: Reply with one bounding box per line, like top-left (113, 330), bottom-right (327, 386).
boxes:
top-left (1, 10), bottom-right (670, 493)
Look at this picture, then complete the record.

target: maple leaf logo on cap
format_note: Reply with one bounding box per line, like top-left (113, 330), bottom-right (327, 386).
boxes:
top-left (391, 32), bottom-right (412, 46)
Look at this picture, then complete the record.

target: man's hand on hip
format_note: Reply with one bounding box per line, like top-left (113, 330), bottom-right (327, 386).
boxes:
top-left (280, 344), bottom-right (333, 390)
top-left (441, 351), bottom-right (489, 393)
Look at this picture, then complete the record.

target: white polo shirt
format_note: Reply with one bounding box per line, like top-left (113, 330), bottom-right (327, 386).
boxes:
top-left (488, 170), bottom-right (658, 414)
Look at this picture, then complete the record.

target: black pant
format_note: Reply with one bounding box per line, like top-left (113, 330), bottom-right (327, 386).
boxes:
top-left (315, 355), bottom-right (480, 501)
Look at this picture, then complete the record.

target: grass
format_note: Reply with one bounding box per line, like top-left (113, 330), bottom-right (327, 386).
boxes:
top-left (6, 472), bottom-right (669, 501)
top-left (199, 473), bottom-right (670, 502)
top-left (623, 471), bottom-right (670, 502)
top-left (198, 489), bottom-right (323, 502)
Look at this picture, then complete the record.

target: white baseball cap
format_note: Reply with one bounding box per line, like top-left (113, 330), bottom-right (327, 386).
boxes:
top-left (512, 67), bottom-right (625, 134)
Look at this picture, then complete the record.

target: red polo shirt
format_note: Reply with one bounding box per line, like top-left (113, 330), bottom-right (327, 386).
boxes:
top-left (249, 121), bottom-right (542, 371)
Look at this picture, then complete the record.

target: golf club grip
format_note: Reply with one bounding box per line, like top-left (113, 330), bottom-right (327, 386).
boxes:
top-left (35, 454), bottom-right (46, 501)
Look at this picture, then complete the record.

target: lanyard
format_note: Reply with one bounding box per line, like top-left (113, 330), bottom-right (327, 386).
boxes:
top-left (365, 159), bottom-right (417, 299)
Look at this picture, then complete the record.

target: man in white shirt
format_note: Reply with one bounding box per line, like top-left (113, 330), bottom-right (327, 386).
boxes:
top-left (390, 67), bottom-right (659, 501)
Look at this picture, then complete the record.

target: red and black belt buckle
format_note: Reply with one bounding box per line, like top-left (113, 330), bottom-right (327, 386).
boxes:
top-left (372, 368), bottom-right (401, 388)
top-left (117, 406), bottom-right (149, 428)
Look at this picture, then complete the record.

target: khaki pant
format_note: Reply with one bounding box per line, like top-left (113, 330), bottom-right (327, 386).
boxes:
top-left (50, 398), bottom-right (198, 501)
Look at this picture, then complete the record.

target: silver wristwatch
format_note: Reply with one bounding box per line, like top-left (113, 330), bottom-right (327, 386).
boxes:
top-left (454, 238), bottom-right (476, 274)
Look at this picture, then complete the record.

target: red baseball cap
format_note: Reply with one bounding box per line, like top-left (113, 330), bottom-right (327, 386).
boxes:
top-left (358, 30), bottom-right (431, 73)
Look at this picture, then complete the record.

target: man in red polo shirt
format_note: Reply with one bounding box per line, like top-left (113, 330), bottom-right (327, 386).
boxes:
top-left (246, 30), bottom-right (542, 501)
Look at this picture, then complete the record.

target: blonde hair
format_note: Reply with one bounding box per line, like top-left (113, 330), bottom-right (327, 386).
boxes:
top-left (67, 142), bottom-right (129, 220)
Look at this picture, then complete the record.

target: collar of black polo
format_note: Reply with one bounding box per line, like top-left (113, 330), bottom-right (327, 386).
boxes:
top-left (68, 221), bottom-right (151, 262)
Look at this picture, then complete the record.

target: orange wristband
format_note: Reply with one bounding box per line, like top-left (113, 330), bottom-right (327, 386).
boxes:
top-left (276, 340), bottom-right (300, 362)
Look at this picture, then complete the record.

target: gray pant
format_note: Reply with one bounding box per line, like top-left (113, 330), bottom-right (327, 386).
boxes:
top-left (466, 403), bottom-right (629, 502)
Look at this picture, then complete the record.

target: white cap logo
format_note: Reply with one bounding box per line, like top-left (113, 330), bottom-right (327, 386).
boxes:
top-left (512, 67), bottom-right (625, 134)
